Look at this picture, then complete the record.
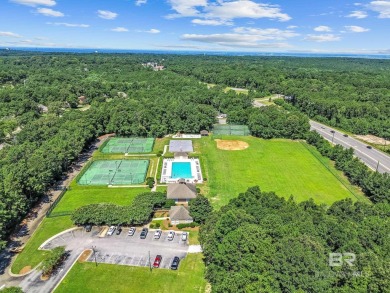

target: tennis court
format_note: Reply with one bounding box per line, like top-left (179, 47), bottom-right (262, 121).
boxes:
top-left (213, 124), bottom-right (250, 136)
top-left (101, 137), bottom-right (155, 154)
top-left (78, 160), bottom-right (150, 185)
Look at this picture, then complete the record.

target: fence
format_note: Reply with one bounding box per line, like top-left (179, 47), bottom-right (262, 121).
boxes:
top-left (46, 187), bottom-right (69, 217)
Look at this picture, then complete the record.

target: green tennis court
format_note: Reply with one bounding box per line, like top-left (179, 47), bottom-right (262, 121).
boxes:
top-left (101, 137), bottom-right (155, 154)
top-left (213, 124), bottom-right (250, 136)
top-left (78, 160), bottom-right (150, 185)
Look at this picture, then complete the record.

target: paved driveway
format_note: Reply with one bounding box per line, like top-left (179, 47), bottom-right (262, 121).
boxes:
top-left (19, 227), bottom-right (189, 293)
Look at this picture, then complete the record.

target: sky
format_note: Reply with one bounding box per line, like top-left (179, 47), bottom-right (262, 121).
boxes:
top-left (0, 0), bottom-right (389, 53)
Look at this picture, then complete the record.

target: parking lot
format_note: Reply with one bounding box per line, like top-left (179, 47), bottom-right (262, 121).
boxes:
top-left (41, 226), bottom-right (189, 270)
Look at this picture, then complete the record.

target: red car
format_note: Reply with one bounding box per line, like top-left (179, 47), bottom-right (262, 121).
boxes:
top-left (153, 255), bottom-right (162, 268)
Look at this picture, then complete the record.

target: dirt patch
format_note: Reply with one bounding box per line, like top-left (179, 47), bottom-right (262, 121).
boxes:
top-left (215, 139), bottom-right (249, 150)
top-left (78, 249), bottom-right (92, 263)
top-left (40, 274), bottom-right (49, 281)
top-left (19, 266), bottom-right (31, 274)
top-left (356, 135), bottom-right (389, 146)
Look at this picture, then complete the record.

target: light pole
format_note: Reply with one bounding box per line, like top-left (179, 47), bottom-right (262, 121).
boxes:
top-left (148, 250), bottom-right (152, 273)
top-left (92, 246), bottom-right (98, 267)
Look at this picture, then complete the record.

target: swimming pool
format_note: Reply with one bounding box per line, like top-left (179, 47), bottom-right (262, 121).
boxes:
top-left (171, 162), bottom-right (192, 179)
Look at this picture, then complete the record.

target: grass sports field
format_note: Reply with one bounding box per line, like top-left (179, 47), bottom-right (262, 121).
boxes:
top-left (55, 253), bottom-right (206, 293)
top-left (101, 137), bottom-right (155, 154)
top-left (200, 136), bottom-right (365, 208)
top-left (78, 159), bottom-right (149, 185)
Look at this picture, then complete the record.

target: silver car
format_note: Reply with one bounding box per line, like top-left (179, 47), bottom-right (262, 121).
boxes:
top-left (107, 225), bottom-right (116, 236)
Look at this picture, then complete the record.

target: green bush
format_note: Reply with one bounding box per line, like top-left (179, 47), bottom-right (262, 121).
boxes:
top-left (163, 199), bottom-right (176, 209)
top-left (155, 222), bottom-right (161, 228)
top-left (176, 222), bottom-right (199, 229)
top-left (149, 223), bottom-right (155, 229)
top-left (72, 192), bottom-right (167, 226)
top-left (40, 246), bottom-right (66, 277)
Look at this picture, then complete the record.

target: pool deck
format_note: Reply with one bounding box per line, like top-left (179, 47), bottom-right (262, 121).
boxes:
top-left (160, 158), bottom-right (203, 184)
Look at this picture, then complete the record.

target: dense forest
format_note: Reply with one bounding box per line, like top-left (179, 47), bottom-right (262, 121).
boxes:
top-left (0, 51), bottom-right (305, 248)
top-left (167, 56), bottom-right (390, 139)
top-left (200, 186), bottom-right (390, 292)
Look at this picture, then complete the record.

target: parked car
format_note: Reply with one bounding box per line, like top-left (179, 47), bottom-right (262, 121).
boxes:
top-left (343, 134), bottom-right (348, 137)
top-left (128, 227), bottom-right (136, 236)
top-left (85, 224), bottom-right (92, 232)
top-left (181, 232), bottom-right (188, 242)
top-left (154, 229), bottom-right (162, 239)
top-left (170, 256), bottom-right (180, 270)
top-left (367, 145), bottom-right (372, 149)
top-left (107, 226), bottom-right (116, 236)
top-left (167, 231), bottom-right (175, 241)
top-left (153, 255), bottom-right (162, 268)
top-left (330, 130), bottom-right (335, 133)
top-left (116, 225), bottom-right (122, 235)
top-left (140, 228), bottom-right (148, 239)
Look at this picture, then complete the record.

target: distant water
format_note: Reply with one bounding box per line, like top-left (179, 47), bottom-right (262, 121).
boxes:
top-left (2, 47), bottom-right (390, 59)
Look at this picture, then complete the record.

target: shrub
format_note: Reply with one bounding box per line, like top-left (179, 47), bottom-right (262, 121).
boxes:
top-left (155, 222), bottom-right (161, 228)
top-left (72, 192), bottom-right (168, 226)
top-left (176, 222), bottom-right (199, 229)
top-left (164, 199), bottom-right (176, 209)
top-left (40, 246), bottom-right (66, 277)
top-left (149, 223), bottom-right (155, 229)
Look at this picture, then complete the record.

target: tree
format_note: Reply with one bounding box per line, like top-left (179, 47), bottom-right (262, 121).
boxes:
top-left (189, 195), bottom-right (212, 224)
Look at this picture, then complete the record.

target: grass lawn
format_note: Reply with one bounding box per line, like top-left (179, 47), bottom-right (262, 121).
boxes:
top-left (55, 253), bottom-right (207, 293)
top-left (200, 136), bottom-right (365, 208)
top-left (11, 216), bottom-right (73, 274)
top-left (52, 186), bottom-right (151, 215)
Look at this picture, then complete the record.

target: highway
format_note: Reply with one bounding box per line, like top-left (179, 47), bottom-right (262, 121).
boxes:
top-left (310, 121), bottom-right (390, 174)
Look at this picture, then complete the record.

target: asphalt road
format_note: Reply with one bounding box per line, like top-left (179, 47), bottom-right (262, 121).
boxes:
top-left (310, 121), bottom-right (390, 174)
top-left (19, 227), bottom-right (189, 293)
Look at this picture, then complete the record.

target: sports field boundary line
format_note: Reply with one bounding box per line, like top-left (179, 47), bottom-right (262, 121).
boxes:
top-left (299, 141), bottom-right (360, 201)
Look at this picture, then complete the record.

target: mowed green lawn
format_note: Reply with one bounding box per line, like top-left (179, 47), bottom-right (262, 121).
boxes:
top-left (55, 253), bottom-right (207, 293)
top-left (200, 136), bottom-right (364, 208)
top-left (52, 186), bottom-right (151, 214)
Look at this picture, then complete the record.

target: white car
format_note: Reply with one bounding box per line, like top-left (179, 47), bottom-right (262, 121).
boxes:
top-left (181, 232), bottom-right (188, 242)
top-left (107, 225), bottom-right (116, 236)
top-left (154, 229), bottom-right (162, 239)
top-left (167, 231), bottom-right (175, 241)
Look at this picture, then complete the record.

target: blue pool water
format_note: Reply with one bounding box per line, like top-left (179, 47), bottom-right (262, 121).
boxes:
top-left (171, 162), bottom-right (192, 179)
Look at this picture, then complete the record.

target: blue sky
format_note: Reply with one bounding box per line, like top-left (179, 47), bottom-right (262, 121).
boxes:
top-left (0, 0), bottom-right (389, 53)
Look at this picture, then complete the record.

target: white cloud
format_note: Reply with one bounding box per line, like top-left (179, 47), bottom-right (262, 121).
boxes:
top-left (192, 19), bottom-right (232, 26)
top-left (367, 1), bottom-right (390, 18)
top-left (135, 0), bottom-right (147, 5)
top-left (205, 1), bottom-right (291, 22)
top-left (305, 34), bottom-right (341, 42)
top-left (344, 25), bottom-right (370, 32)
top-left (167, 0), bottom-right (207, 18)
top-left (347, 10), bottom-right (368, 18)
top-left (10, 0), bottom-right (56, 6)
top-left (111, 27), bottom-right (128, 32)
top-left (287, 25), bottom-right (298, 29)
top-left (314, 25), bottom-right (332, 32)
top-left (47, 22), bottom-right (90, 28)
top-left (97, 10), bottom-right (118, 20)
top-left (36, 8), bottom-right (64, 17)
top-left (146, 29), bottom-right (160, 34)
top-left (181, 26), bottom-right (298, 48)
top-left (233, 27), bottom-right (299, 39)
top-left (0, 31), bottom-right (22, 38)
top-left (166, 0), bottom-right (291, 22)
